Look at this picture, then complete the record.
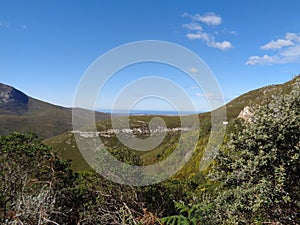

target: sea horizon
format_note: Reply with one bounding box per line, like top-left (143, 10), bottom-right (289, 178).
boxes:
top-left (98, 109), bottom-right (203, 116)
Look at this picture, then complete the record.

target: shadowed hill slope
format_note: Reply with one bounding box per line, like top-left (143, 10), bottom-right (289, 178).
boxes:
top-left (0, 83), bottom-right (110, 138)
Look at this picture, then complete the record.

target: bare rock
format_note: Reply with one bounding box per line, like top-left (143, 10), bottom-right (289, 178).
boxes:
top-left (238, 106), bottom-right (254, 122)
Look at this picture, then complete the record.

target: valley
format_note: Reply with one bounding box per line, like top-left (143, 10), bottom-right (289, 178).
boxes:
top-left (1, 76), bottom-right (299, 224)
top-left (1, 1), bottom-right (299, 223)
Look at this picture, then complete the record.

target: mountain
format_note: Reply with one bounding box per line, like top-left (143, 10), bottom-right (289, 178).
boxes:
top-left (44, 75), bottom-right (300, 172)
top-left (225, 75), bottom-right (300, 119)
top-left (0, 83), bottom-right (31, 115)
top-left (0, 83), bottom-right (110, 138)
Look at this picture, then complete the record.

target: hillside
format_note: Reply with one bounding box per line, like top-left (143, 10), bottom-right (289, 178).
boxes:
top-left (225, 75), bottom-right (300, 119)
top-left (1, 75), bottom-right (299, 224)
top-left (45, 75), bottom-right (300, 173)
top-left (0, 83), bottom-right (110, 138)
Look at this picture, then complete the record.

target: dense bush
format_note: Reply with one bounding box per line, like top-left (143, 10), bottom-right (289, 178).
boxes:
top-left (0, 132), bottom-right (77, 224)
top-left (163, 89), bottom-right (300, 224)
top-left (0, 133), bottom-right (189, 224)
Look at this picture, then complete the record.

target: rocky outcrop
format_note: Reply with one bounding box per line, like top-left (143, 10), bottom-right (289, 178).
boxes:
top-left (238, 106), bottom-right (254, 122)
top-left (0, 83), bottom-right (29, 115)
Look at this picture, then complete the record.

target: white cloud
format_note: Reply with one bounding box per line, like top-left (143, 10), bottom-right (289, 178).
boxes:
top-left (189, 67), bottom-right (199, 73)
top-left (260, 39), bottom-right (293, 50)
top-left (246, 33), bottom-right (300, 65)
top-left (182, 12), bottom-right (233, 51)
top-left (186, 31), bottom-right (209, 41)
top-left (285, 32), bottom-right (300, 42)
top-left (182, 23), bottom-right (202, 31)
top-left (281, 44), bottom-right (300, 57)
top-left (186, 33), bottom-right (201, 40)
top-left (194, 13), bottom-right (222, 25)
top-left (245, 55), bottom-right (279, 65)
top-left (184, 13), bottom-right (222, 26)
top-left (186, 30), bottom-right (232, 50)
top-left (209, 40), bottom-right (233, 50)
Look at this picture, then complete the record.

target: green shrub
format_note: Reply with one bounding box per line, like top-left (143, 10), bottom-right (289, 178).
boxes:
top-left (162, 89), bottom-right (300, 224)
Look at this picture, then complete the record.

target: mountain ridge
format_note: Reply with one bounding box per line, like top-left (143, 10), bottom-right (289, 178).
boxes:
top-left (0, 83), bottom-right (110, 138)
top-left (0, 83), bottom-right (29, 115)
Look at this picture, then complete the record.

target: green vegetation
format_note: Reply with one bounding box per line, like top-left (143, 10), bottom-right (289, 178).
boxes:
top-left (45, 76), bottom-right (300, 177)
top-left (0, 75), bottom-right (299, 224)
top-left (44, 115), bottom-right (184, 171)
top-left (0, 133), bottom-right (77, 224)
top-left (0, 133), bottom-right (192, 224)
top-left (162, 85), bottom-right (300, 224)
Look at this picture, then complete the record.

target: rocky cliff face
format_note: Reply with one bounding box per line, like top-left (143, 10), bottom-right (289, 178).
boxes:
top-left (0, 83), bottom-right (29, 115)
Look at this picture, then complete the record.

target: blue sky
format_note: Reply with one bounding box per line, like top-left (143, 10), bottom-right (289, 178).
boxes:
top-left (1, 0), bottom-right (300, 112)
